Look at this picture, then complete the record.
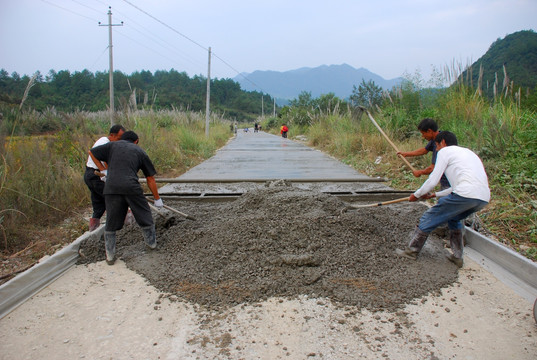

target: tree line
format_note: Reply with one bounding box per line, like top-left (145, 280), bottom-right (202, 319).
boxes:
top-left (0, 68), bottom-right (275, 121)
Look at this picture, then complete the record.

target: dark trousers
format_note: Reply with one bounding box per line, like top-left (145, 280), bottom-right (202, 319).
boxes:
top-left (105, 193), bottom-right (153, 231)
top-left (84, 167), bottom-right (106, 219)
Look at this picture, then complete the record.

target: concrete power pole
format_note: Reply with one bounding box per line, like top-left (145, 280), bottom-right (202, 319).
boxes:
top-left (99, 7), bottom-right (123, 125)
top-left (205, 47), bottom-right (211, 137)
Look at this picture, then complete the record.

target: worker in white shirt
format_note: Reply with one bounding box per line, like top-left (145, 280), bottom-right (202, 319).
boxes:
top-left (396, 131), bottom-right (490, 268)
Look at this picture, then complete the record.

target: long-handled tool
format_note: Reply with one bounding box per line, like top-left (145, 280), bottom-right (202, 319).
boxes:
top-left (359, 107), bottom-right (417, 173)
top-left (348, 196), bottom-right (410, 208)
top-left (147, 198), bottom-right (196, 220)
top-left (147, 202), bottom-right (168, 218)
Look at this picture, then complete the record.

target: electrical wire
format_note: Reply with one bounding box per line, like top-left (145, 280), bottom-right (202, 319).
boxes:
top-left (43, 0), bottom-right (273, 98)
top-left (40, 0), bottom-right (98, 22)
top-left (122, 0), bottom-right (207, 52)
top-left (120, 0), bottom-right (269, 94)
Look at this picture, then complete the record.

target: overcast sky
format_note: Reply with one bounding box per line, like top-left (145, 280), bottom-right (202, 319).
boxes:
top-left (1, 0), bottom-right (536, 87)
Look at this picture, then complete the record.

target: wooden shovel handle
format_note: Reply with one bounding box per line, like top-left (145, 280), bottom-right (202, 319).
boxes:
top-left (147, 198), bottom-right (196, 220)
top-left (350, 196), bottom-right (410, 208)
top-left (362, 108), bottom-right (418, 173)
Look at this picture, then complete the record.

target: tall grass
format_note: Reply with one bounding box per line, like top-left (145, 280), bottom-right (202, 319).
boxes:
top-left (0, 108), bottom-right (231, 252)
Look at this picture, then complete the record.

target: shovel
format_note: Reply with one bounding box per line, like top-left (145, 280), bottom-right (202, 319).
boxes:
top-left (147, 198), bottom-right (196, 220)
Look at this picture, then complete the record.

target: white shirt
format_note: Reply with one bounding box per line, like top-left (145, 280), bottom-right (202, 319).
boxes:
top-left (414, 145), bottom-right (490, 202)
top-left (86, 136), bottom-right (109, 169)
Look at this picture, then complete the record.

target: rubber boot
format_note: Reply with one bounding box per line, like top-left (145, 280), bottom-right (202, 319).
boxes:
top-left (104, 231), bottom-right (117, 265)
top-left (396, 226), bottom-right (429, 260)
top-left (446, 229), bottom-right (464, 268)
top-left (142, 225), bottom-right (157, 250)
top-left (89, 218), bottom-right (100, 232)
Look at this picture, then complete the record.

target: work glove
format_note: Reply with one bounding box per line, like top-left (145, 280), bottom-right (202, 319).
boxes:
top-left (99, 169), bottom-right (108, 182)
top-left (154, 198), bottom-right (164, 209)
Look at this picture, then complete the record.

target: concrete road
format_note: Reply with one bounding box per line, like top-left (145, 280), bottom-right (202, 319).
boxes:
top-left (177, 130), bottom-right (373, 181)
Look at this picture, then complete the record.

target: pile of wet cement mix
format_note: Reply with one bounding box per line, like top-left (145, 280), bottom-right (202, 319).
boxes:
top-left (78, 183), bottom-right (458, 311)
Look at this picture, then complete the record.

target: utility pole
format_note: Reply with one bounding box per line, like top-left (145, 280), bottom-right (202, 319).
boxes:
top-left (273, 98), bottom-right (276, 117)
top-left (261, 95), bottom-right (264, 118)
top-left (205, 47), bottom-right (211, 137)
top-left (99, 7), bottom-right (123, 125)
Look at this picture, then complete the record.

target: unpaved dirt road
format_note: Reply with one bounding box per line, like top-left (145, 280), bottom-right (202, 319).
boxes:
top-left (1, 131), bottom-right (536, 359)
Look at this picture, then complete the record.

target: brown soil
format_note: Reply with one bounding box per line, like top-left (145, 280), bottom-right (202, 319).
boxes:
top-left (78, 181), bottom-right (458, 312)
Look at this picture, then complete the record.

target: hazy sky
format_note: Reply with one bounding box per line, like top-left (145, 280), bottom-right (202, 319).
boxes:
top-left (1, 0), bottom-right (536, 86)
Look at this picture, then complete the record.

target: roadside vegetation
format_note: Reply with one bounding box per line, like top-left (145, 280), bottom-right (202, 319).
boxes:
top-left (262, 69), bottom-right (537, 261)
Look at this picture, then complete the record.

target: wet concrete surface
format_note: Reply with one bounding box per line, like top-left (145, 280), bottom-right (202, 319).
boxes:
top-left (160, 131), bottom-right (389, 195)
top-left (78, 131), bottom-right (461, 311)
top-left (169, 130), bottom-right (377, 182)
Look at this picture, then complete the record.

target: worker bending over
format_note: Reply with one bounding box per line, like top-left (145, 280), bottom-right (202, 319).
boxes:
top-left (89, 130), bottom-right (163, 265)
top-left (396, 131), bottom-right (490, 268)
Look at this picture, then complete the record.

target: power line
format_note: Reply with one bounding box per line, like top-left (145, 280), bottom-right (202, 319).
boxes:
top-left (110, 7), bottom-right (203, 70)
top-left (120, 0), bottom-right (270, 95)
top-left (69, 0), bottom-right (103, 16)
top-left (40, 0), bottom-right (98, 22)
top-left (122, 0), bottom-right (207, 52)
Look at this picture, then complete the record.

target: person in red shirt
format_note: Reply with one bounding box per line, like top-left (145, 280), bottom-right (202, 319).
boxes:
top-left (280, 124), bottom-right (288, 138)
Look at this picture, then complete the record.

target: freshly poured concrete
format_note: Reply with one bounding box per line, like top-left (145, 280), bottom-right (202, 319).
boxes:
top-left (176, 130), bottom-right (374, 182)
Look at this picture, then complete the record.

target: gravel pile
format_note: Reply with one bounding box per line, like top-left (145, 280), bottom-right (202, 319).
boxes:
top-left (78, 182), bottom-right (458, 311)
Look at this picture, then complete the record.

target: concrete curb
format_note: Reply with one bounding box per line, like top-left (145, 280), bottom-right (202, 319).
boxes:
top-left (0, 226), bottom-right (105, 319)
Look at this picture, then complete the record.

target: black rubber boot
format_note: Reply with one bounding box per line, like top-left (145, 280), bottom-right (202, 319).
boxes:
top-left (104, 231), bottom-right (117, 265)
top-left (447, 229), bottom-right (464, 268)
top-left (142, 225), bottom-right (157, 250)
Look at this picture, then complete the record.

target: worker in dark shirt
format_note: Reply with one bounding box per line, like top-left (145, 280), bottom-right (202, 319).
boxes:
top-left (89, 130), bottom-right (163, 265)
top-left (398, 118), bottom-right (450, 190)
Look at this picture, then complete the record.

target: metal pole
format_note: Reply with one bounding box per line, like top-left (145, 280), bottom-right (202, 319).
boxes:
top-left (205, 47), bottom-right (211, 137)
top-left (99, 7), bottom-right (123, 126)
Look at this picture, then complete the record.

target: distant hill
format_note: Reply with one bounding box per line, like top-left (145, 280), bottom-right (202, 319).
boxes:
top-left (234, 64), bottom-right (403, 105)
top-left (462, 30), bottom-right (537, 96)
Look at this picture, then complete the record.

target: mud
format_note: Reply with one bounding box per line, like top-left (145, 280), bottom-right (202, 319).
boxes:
top-left (78, 182), bottom-right (458, 312)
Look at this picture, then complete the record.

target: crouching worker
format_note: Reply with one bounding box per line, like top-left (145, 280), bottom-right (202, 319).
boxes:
top-left (89, 130), bottom-right (164, 265)
top-left (396, 131), bottom-right (490, 268)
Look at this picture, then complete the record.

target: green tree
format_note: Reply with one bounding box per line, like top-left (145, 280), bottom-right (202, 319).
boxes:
top-left (349, 79), bottom-right (383, 109)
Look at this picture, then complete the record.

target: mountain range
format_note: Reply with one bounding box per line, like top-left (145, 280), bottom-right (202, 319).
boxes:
top-left (234, 63), bottom-right (403, 105)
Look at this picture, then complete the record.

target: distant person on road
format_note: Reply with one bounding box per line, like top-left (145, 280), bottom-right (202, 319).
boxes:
top-left (280, 124), bottom-right (288, 138)
top-left (89, 130), bottom-right (164, 265)
top-left (397, 118), bottom-right (450, 190)
top-left (84, 124), bottom-right (125, 231)
top-left (234, 122), bottom-right (238, 134)
top-left (254, 123), bottom-right (259, 132)
top-left (396, 131), bottom-right (490, 268)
